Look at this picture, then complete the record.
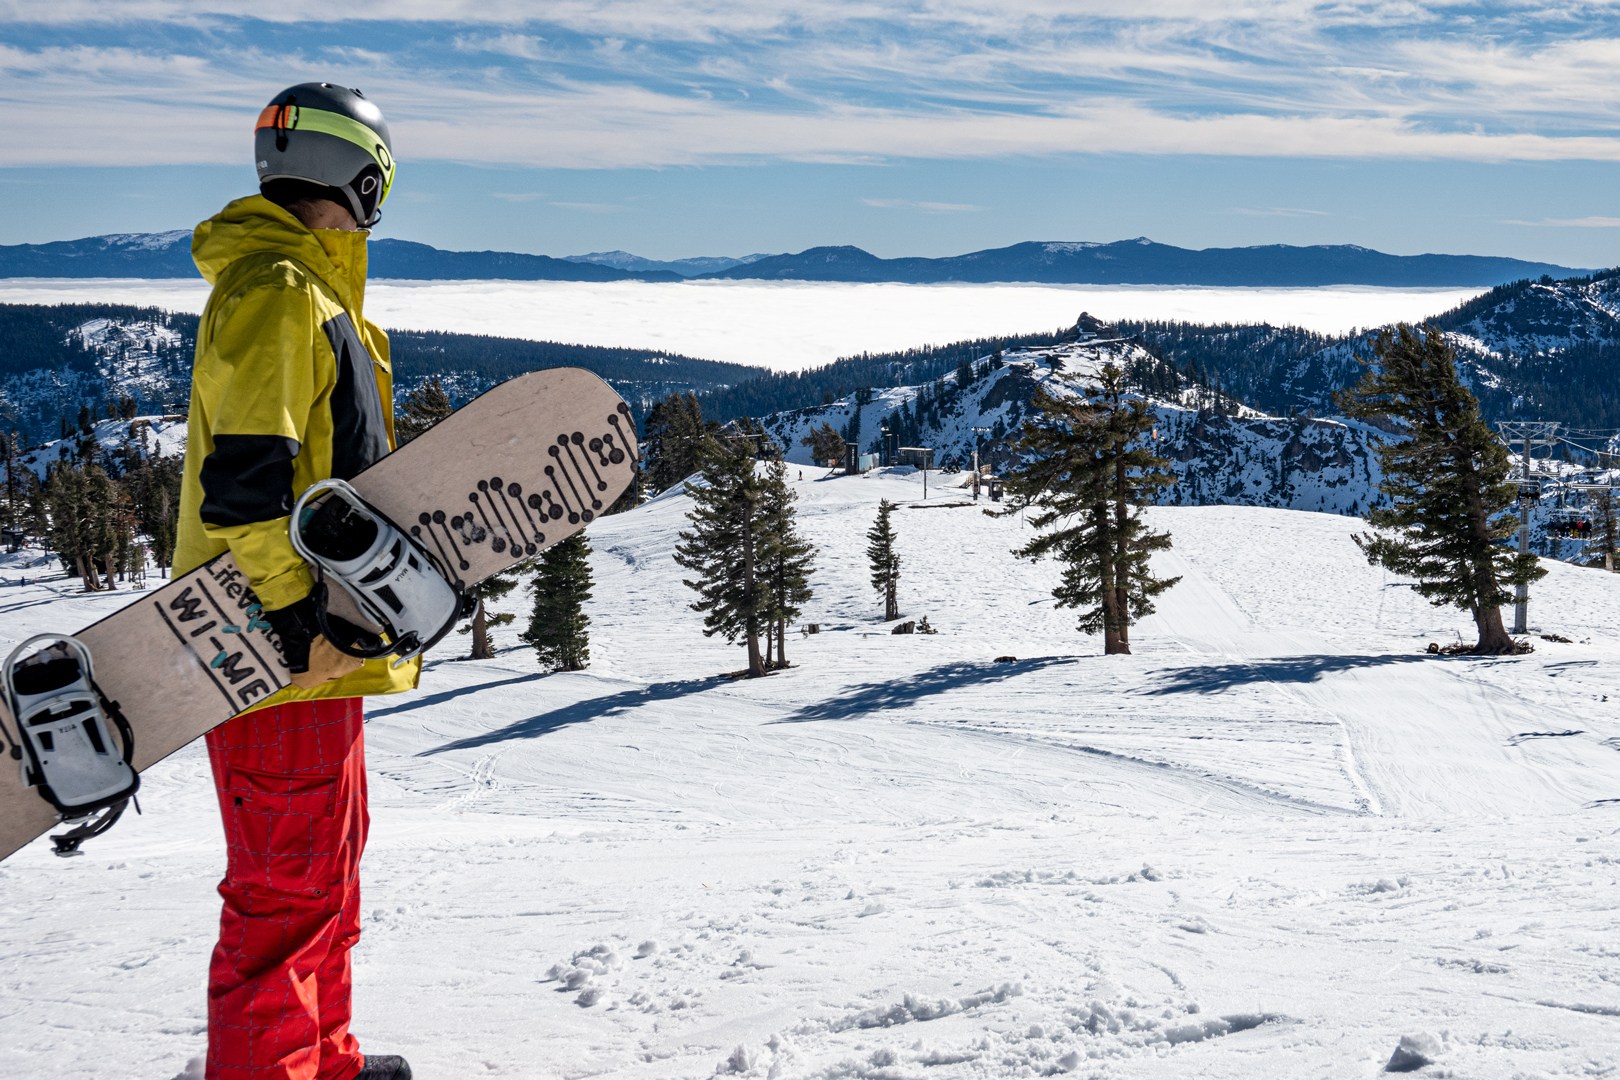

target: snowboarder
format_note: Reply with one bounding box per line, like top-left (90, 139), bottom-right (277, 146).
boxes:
top-left (173, 82), bottom-right (416, 1080)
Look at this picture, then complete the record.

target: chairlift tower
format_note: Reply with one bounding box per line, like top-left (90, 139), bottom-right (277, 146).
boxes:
top-left (1496, 421), bottom-right (1562, 633)
top-left (971, 425), bottom-right (991, 501)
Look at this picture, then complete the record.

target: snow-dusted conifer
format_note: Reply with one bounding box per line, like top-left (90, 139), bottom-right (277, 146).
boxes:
top-left (801, 421), bottom-right (845, 468)
top-left (521, 532), bottom-right (593, 671)
top-left (1593, 490), bottom-right (1618, 572)
top-left (396, 377), bottom-right (453, 443)
top-left (867, 498), bottom-right (901, 621)
top-left (644, 392), bottom-right (714, 494)
top-left (674, 437), bottom-right (770, 677)
top-left (760, 458), bottom-right (815, 668)
top-left (1001, 363), bottom-right (1179, 654)
top-left (1337, 324), bottom-right (1542, 654)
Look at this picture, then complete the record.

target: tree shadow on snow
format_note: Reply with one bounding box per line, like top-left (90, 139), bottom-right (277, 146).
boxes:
top-left (366, 670), bottom-right (550, 722)
top-left (416, 676), bottom-right (723, 755)
top-left (775, 656), bottom-right (1078, 724)
top-left (1143, 653), bottom-right (1430, 696)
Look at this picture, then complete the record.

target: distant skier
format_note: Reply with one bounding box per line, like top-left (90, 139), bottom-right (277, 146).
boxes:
top-left (173, 83), bottom-right (416, 1080)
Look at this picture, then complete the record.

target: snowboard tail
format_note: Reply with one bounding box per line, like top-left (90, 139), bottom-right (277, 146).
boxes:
top-left (0, 368), bottom-right (637, 861)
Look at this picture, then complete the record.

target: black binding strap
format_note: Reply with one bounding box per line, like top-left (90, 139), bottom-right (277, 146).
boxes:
top-left (50, 798), bottom-right (135, 857)
top-left (309, 579), bottom-right (397, 660)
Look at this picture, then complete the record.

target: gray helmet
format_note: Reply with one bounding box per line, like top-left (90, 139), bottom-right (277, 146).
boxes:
top-left (255, 82), bottom-right (395, 227)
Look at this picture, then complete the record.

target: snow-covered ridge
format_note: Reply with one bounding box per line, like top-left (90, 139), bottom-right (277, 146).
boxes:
top-left (15, 412), bottom-right (187, 478)
top-left (91, 230), bottom-right (191, 251)
top-left (0, 314), bottom-right (191, 446)
top-left (758, 327), bottom-right (1389, 518)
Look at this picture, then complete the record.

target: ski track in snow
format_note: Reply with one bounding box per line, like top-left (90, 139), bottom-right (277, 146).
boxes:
top-left (3, 476), bottom-right (1620, 1078)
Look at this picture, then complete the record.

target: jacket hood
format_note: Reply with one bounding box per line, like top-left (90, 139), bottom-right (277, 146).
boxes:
top-left (192, 195), bottom-right (370, 314)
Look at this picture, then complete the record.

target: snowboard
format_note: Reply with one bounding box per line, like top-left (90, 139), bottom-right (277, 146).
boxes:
top-left (0, 367), bottom-right (637, 862)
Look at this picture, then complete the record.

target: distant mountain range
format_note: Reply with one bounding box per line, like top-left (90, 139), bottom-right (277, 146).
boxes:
top-left (560, 250), bottom-right (774, 277)
top-left (0, 233), bottom-right (1589, 287)
top-left (0, 233), bottom-right (682, 283)
top-left (703, 240), bottom-right (1589, 288)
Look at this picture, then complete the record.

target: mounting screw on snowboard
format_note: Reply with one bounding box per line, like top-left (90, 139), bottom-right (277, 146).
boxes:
top-left (290, 478), bottom-right (467, 665)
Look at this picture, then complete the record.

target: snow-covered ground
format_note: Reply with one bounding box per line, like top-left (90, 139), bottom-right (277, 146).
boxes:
top-left (0, 279), bottom-right (1484, 371)
top-left (3, 475), bottom-right (1619, 1079)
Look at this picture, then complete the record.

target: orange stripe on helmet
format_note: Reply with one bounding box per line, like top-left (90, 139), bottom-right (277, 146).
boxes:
top-left (254, 104), bottom-right (297, 131)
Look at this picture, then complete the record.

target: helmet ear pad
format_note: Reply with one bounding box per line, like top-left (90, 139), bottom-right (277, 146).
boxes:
top-left (340, 164), bottom-right (387, 228)
top-left (346, 165), bottom-right (387, 228)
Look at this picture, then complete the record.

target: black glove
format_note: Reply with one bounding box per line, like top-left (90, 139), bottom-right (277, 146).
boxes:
top-left (263, 594), bottom-right (320, 675)
top-left (263, 593), bottom-right (364, 688)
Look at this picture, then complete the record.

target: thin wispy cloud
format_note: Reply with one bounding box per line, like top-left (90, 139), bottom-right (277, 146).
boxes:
top-left (1502, 216), bottom-right (1620, 228)
top-left (1231, 207), bottom-right (1334, 218)
top-left (2, 3), bottom-right (1619, 168)
top-left (546, 201), bottom-right (629, 213)
top-left (862, 198), bottom-right (982, 213)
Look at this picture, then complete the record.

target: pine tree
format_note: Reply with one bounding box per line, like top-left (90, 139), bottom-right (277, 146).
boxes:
top-left (759, 458), bottom-right (815, 668)
top-left (1336, 324), bottom-right (1543, 654)
top-left (44, 462), bottom-right (95, 589)
top-left (1593, 489), bottom-right (1618, 572)
top-left (43, 460), bottom-right (128, 591)
top-left (2, 430), bottom-right (20, 531)
top-left (461, 565), bottom-right (523, 660)
top-left (84, 463), bottom-right (128, 590)
top-left (396, 377), bottom-right (453, 444)
top-left (520, 533), bottom-right (593, 671)
top-left (1000, 364), bottom-right (1179, 654)
top-left (1102, 369), bottom-right (1180, 650)
top-left (120, 452), bottom-right (183, 576)
top-left (644, 392), bottom-right (713, 494)
top-left (867, 498), bottom-right (901, 621)
top-left (673, 437), bottom-right (770, 677)
top-left (801, 421), bottom-right (845, 468)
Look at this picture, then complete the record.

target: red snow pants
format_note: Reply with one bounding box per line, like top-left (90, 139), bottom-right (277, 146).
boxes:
top-left (204, 697), bottom-right (369, 1080)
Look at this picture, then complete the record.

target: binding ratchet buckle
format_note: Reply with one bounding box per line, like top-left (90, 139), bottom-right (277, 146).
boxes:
top-left (290, 478), bottom-right (469, 665)
top-left (2, 635), bottom-right (140, 856)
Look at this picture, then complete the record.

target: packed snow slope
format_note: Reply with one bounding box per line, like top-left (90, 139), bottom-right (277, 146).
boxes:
top-left (3, 476), bottom-right (1620, 1079)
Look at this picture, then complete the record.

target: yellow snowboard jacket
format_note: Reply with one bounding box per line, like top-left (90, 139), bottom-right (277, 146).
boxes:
top-left (173, 195), bottom-right (420, 707)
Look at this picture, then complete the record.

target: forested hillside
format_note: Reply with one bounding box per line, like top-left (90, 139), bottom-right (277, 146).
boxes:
top-left (0, 304), bottom-right (760, 446)
top-left (1121, 268), bottom-right (1620, 430)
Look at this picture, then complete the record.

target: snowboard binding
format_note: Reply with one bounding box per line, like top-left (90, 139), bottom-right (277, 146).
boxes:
top-left (1, 635), bottom-right (140, 857)
top-left (290, 478), bottom-right (470, 665)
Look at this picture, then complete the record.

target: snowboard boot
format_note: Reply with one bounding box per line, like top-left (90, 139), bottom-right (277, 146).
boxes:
top-left (356, 1054), bottom-right (412, 1079)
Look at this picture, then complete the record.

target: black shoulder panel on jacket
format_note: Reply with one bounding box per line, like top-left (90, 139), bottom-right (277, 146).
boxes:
top-left (200, 434), bottom-right (301, 527)
top-left (322, 311), bottom-right (392, 480)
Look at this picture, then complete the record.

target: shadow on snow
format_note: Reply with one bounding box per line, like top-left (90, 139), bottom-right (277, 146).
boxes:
top-left (775, 656), bottom-right (1078, 724)
top-left (1143, 653), bottom-right (1431, 695)
top-left (415, 676), bottom-right (723, 756)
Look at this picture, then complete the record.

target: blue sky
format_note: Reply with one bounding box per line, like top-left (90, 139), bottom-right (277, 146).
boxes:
top-left (2, 2), bottom-right (1619, 266)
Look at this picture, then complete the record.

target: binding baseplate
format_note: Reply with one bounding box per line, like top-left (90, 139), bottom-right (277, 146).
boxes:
top-left (290, 478), bottom-right (467, 664)
top-left (2, 635), bottom-right (139, 856)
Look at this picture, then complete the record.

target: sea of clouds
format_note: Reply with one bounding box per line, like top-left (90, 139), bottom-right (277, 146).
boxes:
top-left (0, 278), bottom-right (1484, 372)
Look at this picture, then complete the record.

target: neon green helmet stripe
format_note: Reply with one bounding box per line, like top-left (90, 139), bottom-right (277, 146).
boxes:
top-left (281, 105), bottom-right (395, 199)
